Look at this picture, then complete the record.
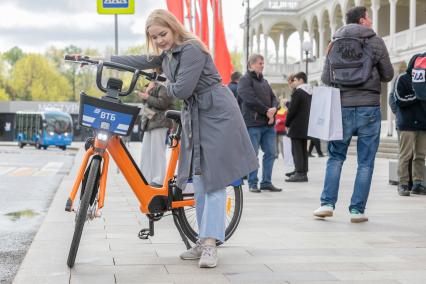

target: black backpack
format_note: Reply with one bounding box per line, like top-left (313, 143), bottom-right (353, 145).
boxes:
top-left (327, 36), bottom-right (374, 86)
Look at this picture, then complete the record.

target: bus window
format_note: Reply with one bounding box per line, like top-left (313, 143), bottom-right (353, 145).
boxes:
top-left (44, 113), bottom-right (72, 134)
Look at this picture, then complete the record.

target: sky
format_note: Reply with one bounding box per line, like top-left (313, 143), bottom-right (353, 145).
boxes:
top-left (0, 0), bottom-right (263, 54)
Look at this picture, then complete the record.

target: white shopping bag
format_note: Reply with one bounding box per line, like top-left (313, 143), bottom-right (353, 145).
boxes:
top-left (308, 86), bottom-right (343, 141)
top-left (282, 136), bottom-right (294, 167)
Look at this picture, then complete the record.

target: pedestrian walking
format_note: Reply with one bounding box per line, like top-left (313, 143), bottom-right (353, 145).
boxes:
top-left (137, 81), bottom-right (173, 187)
top-left (111, 9), bottom-right (258, 268)
top-left (308, 138), bottom-right (324, 157)
top-left (238, 54), bottom-right (282, 193)
top-left (285, 72), bottom-right (312, 182)
top-left (389, 54), bottom-right (426, 197)
top-left (313, 6), bottom-right (394, 223)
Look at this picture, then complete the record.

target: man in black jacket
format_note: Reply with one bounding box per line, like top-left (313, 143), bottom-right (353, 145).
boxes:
top-left (285, 72), bottom-right (312, 182)
top-left (238, 54), bottom-right (281, 193)
top-left (389, 54), bottom-right (426, 196)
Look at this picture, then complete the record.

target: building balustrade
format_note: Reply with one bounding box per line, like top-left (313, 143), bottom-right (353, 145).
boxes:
top-left (414, 24), bottom-right (426, 46)
top-left (262, 23), bottom-right (426, 82)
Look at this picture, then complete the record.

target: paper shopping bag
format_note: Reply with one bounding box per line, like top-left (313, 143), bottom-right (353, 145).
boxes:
top-left (308, 86), bottom-right (343, 141)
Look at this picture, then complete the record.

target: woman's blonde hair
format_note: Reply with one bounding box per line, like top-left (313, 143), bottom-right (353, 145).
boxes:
top-left (145, 9), bottom-right (208, 55)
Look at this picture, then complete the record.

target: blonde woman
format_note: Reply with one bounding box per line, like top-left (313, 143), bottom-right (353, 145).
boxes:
top-left (111, 9), bottom-right (258, 268)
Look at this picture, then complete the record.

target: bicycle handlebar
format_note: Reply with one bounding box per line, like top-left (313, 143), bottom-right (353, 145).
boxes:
top-left (64, 55), bottom-right (166, 97)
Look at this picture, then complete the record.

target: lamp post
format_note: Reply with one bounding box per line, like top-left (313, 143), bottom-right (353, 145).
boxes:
top-left (243, 0), bottom-right (250, 71)
top-left (302, 41), bottom-right (313, 81)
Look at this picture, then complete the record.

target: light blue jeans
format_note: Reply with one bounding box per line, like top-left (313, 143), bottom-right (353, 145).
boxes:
top-left (320, 107), bottom-right (381, 214)
top-left (247, 126), bottom-right (276, 188)
top-left (193, 175), bottom-right (226, 242)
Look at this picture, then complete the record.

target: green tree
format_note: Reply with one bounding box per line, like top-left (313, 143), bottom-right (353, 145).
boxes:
top-left (0, 88), bottom-right (8, 101)
top-left (74, 48), bottom-right (102, 99)
top-left (45, 46), bottom-right (65, 70)
top-left (62, 45), bottom-right (83, 100)
top-left (230, 49), bottom-right (243, 73)
top-left (3, 47), bottom-right (24, 66)
top-left (10, 54), bottom-right (72, 101)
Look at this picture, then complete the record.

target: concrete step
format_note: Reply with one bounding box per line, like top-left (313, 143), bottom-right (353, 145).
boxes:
top-left (347, 137), bottom-right (399, 158)
top-left (347, 149), bottom-right (398, 160)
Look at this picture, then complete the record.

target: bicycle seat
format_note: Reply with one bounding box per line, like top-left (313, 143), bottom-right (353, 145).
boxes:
top-left (165, 110), bottom-right (181, 122)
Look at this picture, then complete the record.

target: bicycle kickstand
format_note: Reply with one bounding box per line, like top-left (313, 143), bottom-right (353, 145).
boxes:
top-left (138, 219), bottom-right (154, 240)
top-left (172, 210), bottom-right (192, 250)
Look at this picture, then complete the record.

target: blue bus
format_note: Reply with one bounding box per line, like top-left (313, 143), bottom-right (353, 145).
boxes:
top-left (15, 110), bottom-right (73, 150)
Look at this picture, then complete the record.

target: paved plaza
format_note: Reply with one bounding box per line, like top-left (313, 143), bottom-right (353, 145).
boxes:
top-left (12, 143), bottom-right (426, 284)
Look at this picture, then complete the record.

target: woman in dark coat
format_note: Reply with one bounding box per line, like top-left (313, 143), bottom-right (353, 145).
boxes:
top-left (111, 9), bottom-right (258, 268)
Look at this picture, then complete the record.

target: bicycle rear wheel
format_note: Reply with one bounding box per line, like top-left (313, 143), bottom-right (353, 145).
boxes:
top-left (67, 156), bottom-right (101, 268)
top-left (176, 184), bottom-right (243, 245)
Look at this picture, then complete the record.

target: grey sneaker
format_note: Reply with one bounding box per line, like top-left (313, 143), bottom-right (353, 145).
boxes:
top-left (198, 245), bottom-right (218, 268)
top-left (180, 241), bottom-right (202, 260)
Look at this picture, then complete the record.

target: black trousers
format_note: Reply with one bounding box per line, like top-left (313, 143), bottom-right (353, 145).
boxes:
top-left (291, 138), bottom-right (308, 174)
top-left (308, 138), bottom-right (323, 155)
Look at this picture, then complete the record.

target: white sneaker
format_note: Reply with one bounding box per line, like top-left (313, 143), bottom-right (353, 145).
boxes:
top-left (350, 209), bottom-right (368, 223)
top-left (198, 245), bottom-right (218, 268)
top-left (180, 241), bottom-right (202, 260)
top-left (313, 204), bottom-right (334, 218)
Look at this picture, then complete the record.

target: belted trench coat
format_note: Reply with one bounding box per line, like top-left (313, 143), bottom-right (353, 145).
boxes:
top-left (112, 42), bottom-right (258, 192)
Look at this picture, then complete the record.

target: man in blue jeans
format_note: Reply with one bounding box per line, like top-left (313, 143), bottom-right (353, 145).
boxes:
top-left (238, 54), bottom-right (281, 193)
top-left (313, 6), bottom-right (394, 222)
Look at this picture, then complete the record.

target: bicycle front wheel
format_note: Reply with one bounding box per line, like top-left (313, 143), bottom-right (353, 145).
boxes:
top-left (176, 184), bottom-right (243, 245)
top-left (67, 156), bottom-right (101, 268)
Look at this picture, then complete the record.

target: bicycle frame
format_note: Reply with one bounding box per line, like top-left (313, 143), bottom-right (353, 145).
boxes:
top-left (67, 133), bottom-right (195, 215)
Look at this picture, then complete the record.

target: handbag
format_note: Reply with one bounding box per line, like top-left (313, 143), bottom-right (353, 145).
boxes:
top-left (307, 86), bottom-right (343, 141)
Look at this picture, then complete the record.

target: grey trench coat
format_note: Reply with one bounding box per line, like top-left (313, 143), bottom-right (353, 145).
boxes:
top-left (112, 42), bottom-right (258, 192)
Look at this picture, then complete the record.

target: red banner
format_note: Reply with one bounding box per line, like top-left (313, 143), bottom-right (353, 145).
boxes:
top-left (211, 0), bottom-right (233, 84)
top-left (195, 0), bottom-right (209, 46)
top-left (166, 0), bottom-right (184, 24)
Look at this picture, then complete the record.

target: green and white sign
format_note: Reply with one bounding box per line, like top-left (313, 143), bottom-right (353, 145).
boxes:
top-left (97, 0), bottom-right (135, 14)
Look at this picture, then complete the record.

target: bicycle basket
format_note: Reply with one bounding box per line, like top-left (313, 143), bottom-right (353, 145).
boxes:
top-left (79, 93), bottom-right (140, 136)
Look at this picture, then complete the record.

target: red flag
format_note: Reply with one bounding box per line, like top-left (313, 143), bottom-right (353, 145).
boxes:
top-left (166, 0), bottom-right (184, 24)
top-left (195, 0), bottom-right (209, 46)
top-left (184, 0), bottom-right (193, 32)
top-left (211, 0), bottom-right (233, 84)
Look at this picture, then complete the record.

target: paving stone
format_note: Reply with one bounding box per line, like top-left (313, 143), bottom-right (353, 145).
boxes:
top-left (13, 145), bottom-right (426, 283)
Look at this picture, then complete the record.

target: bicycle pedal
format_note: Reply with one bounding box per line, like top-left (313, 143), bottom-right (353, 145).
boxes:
top-left (138, 228), bottom-right (151, 239)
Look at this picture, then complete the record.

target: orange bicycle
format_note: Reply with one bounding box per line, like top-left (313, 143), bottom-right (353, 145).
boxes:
top-left (63, 55), bottom-right (243, 268)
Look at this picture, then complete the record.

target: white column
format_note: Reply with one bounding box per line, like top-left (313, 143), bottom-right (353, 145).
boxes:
top-left (310, 32), bottom-right (316, 57)
top-left (371, 0), bottom-right (380, 33)
top-left (275, 41), bottom-right (279, 64)
top-left (319, 27), bottom-right (325, 59)
top-left (250, 34), bottom-right (253, 54)
top-left (331, 23), bottom-right (336, 36)
top-left (390, 0), bottom-right (396, 53)
top-left (264, 33), bottom-right (268, 62)
top-left (409, 0), bottom-right (416, 47)
top-left (256, 33), bottom-right (260, 54)
top-left (300, 31), bottom-right (304, 70)
top-left (283, 32), bottom-right (288, 65)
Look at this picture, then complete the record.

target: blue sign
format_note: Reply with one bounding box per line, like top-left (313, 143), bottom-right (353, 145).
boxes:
top-left (97, 0), bottom-right (134, 15)
top-left (103, 0), bottom-right (128, 8)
